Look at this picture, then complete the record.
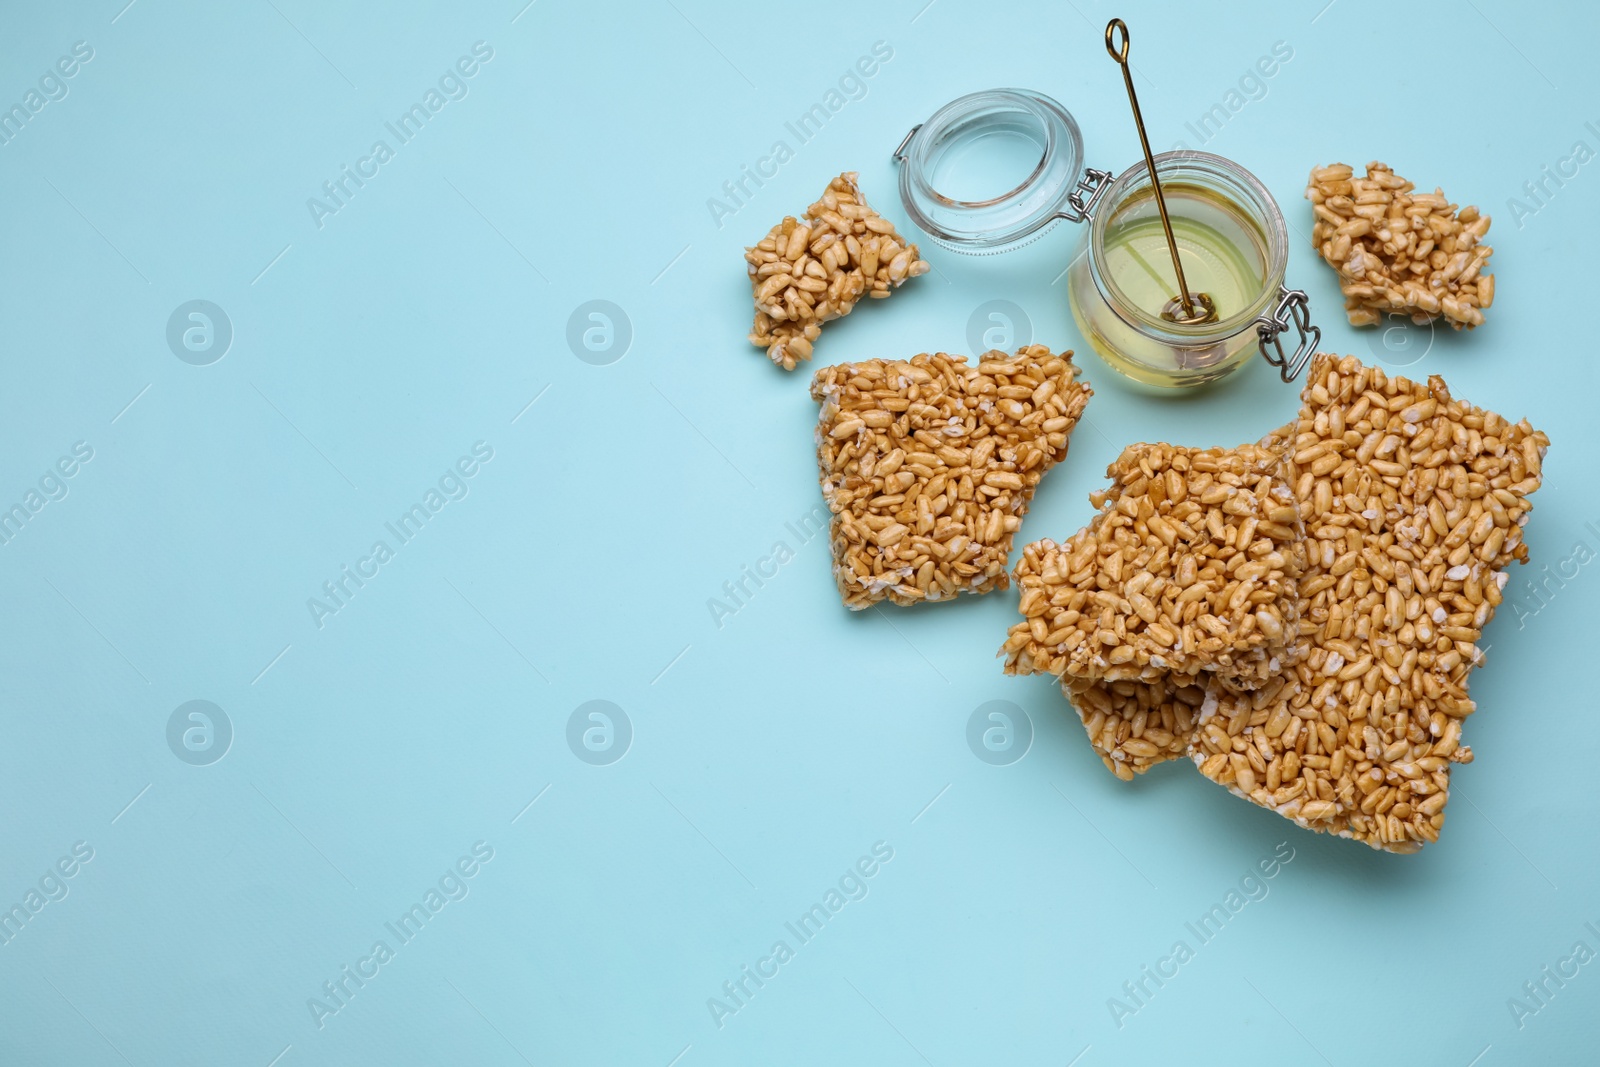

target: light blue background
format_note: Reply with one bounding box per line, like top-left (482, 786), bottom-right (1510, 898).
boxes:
top-left (2, 1), bottom-right (1596, 1064)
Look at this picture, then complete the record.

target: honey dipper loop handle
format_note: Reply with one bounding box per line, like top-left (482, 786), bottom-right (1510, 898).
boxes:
top-left (1105, 18), bottom-right (1130, 63)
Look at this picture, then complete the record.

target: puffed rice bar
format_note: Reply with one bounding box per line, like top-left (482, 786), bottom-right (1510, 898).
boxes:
top-left (1001, 442), bottom-right (1304, 692)
top-left (811, 346), bottom-right (1091, 609)
top-left (746, 173), bottom-right (929, 371)
top-left (1188, 354), bottom-right (1549, 852)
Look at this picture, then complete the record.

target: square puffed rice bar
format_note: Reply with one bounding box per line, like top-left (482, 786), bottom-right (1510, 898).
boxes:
top-left (1188, 355), bottom-right (1549, 853)
top-left (811, 346), bottom-right (1091, 609)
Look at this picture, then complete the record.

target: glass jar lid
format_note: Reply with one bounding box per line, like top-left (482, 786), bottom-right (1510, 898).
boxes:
top-left (894, 89), bottom-right (1091, 255)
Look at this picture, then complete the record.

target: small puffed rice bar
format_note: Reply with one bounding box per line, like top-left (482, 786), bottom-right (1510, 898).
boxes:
top-left (1307, 162), bottom-right (1493, 330)
top-left (746, 172), bottom-right (929, 371)
top-left (811, 346), bottom-right (1091, 609)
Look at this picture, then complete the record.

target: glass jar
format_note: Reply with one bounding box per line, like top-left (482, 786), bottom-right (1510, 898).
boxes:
top-left (894, 89), bottom-right (1319, 388)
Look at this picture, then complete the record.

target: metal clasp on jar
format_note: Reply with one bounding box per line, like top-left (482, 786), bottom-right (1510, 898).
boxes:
top-left (1255, 287), bottom-right (1320, 383)
top-left (1056, 167), bottom-right (1113, 223)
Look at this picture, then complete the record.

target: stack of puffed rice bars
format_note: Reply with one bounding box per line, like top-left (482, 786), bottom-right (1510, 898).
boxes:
top-left (997, 353), bottom-right (1548, 853)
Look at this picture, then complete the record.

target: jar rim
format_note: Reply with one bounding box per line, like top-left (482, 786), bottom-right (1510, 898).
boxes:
top-left (896, 88), bottom-right (1085, 254)
top-left (1089, 151), bottom-right (1287, 344)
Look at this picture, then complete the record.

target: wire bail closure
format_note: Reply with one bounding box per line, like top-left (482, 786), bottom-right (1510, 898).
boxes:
top-left (1256, 287), bottom-right (1320, 382)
